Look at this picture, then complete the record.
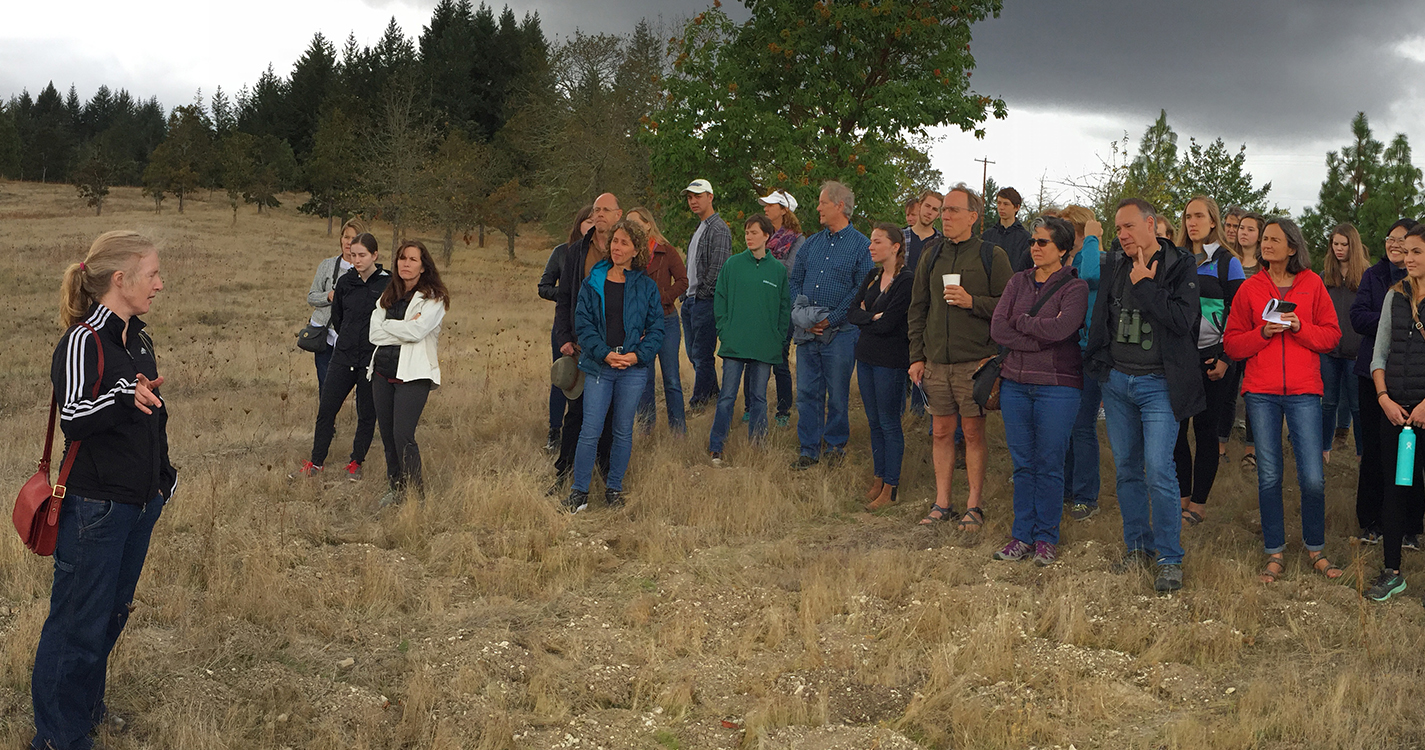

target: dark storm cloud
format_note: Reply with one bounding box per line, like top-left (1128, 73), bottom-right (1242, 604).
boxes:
top-left (965, 0), bottom-right (1424, 144)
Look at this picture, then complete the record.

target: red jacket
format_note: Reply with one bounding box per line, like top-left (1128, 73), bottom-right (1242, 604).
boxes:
top-left (644, 241), bottom-right (688, 315)
top-left (1223, 269), bottom-right (1341, 396)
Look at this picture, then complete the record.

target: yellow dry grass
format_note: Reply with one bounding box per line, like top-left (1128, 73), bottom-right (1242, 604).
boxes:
top-left (0, 180), bottom-right (1422, 749)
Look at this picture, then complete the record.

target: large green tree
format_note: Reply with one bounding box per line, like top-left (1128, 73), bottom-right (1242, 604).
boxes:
top-left (649, 0), bottom-right (1007, 240)
top-left (1301, 112), bottom-right (1422, 257)
top-left (143, 104), bottom-right (213, 213)
top-left (299, 106), bottom-right (363, 233)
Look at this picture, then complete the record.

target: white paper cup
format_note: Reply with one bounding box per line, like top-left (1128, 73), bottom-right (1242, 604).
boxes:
top-left (942, 273), bottom-right (961, 287)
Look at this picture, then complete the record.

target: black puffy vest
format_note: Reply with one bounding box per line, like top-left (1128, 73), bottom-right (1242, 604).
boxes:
top-left (1385, 292), bottom-right (1425, 410)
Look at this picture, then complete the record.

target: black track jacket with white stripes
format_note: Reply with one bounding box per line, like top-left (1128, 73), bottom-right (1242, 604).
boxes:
top-left (50, 303), bottom-right (176, 505)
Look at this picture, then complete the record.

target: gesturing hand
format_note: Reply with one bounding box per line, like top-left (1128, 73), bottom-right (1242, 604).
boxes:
top-left (1129, 253), bottom-right (1157, 284)
top-left (135, 374), bottom-right (165, 415)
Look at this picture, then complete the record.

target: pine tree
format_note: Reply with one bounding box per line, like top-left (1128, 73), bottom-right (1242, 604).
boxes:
top-left (1124, 110), bottom-right (1178, 214)
top-left (144, 104), bottom-right (212, 213)
top-left (73, 130), bottom-right (131, 215)
top-left (0, 104), bottom-right (20, 178)
top-left (421, 0), bottom-right (479, 135)
top-left (212, 87), bottom-right (236, 136)
top-left (1177, 137), bottom-right (1271, 212)
top-left (1300, 112), bottom-right (1409, 257)
top-left (300, 106), bottom-right (362, 233)
top-left (287, 33), bottom-right (338, 158)
top-left (26, 82), bottom-right (75, 182)
top-left (239, 65), bottom-right (289, 139)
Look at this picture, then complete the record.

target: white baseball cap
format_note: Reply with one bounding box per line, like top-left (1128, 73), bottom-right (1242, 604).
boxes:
top-left (684, 179), bottom-right (714, 195)
top-left (758, 190), bottom-right (798, 213)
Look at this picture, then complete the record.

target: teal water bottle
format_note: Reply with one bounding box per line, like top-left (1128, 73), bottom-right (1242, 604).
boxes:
top-left (1398, 427), bottom-right (1417, 486)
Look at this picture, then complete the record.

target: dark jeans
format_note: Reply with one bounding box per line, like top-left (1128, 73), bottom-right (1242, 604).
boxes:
top-left (711, 358), bottom-right (770, 453)
top-left (682, 298), bottom-right (719, 406)
top-left (32, 493), bottom-right (166, 750)
top-left (857, 361), bottom-right (907, 486)
top-left (1321, 355), bottom-right (1360, 455)
top-left (1245, 393), bottom-right (1326, 554)
top-left (1002, 379), bottom-right (1080, 545)
top-left (555, 393), bottom-right (613, 482)
top-left (1063, 374), bottom-right (1102, 506)
top-left (1381, 419), bottom-right (1425, 570)
top-left (1358, 376), bottom-right (1388, 534)
top-left (371, 377), bottom-right (432, 492)
top-left (549, 332), bottom-right (566, 434)
top-left (315, 347), bottom-right (333, 392)
top-left (745, 332), bottom-right (794, 417)
top-left (312, 360), bottom-right (376, 467)
top-left (637, 311), bottom-right (686, 431)
top-left (795, 327), bottom-right (860, 458)
top-left (1174, 365), bottom-right (1234, 505)
top-left (1102, 370), bottom-right (1184, 565)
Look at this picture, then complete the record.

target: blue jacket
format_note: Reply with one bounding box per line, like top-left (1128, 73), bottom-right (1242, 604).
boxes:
top-left (575, 260), bottom-right (665, 376)
top-left (1351, 256), bottom-right (1408, 378)
top-left (1071, 235), bottom-right (1102, 349)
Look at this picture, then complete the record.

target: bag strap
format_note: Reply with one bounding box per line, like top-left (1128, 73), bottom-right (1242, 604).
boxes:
top-left (52, 322), bottom-right (104, 498)
top-left (1028, 274), bottom-right (1077, 317)
top-left (331, 255), bottom-right (343, 288)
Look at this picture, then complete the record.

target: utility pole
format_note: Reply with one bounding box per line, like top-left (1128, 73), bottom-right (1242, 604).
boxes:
top-left (974, 156), bottom-right (995, 235)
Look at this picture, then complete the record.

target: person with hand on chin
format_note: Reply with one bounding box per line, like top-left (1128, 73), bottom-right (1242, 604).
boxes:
top-left (567, 219), bottom-right (665, 513)
top-left (1085, 198), bottom-right (1203, 593)
top-left (1364, 223), bottom-right (1425, 601)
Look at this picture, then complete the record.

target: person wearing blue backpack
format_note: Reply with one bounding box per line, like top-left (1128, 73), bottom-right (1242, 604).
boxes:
top-left (566, 219), bottom-right (666, 513)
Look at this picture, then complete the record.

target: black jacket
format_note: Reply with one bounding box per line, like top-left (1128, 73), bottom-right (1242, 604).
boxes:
top-left (330, 265), bottom-right (391, 367)
top-left (983, 220), bottom-right (1032, 272)
top-left (1085, 237), bottom-right (1206, 422)
top-left (50, 304), bottom-right (176, 505)
top-left (847, 268), bottom-right (914, 370)
top-left (554, 228), bottom-right (599, 351)
top-left (539, 242), bottom-right (568, 302)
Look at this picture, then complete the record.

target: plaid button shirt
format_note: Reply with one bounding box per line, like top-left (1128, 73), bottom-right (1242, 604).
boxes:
top-left (789, 224), bottom-right (874, 329)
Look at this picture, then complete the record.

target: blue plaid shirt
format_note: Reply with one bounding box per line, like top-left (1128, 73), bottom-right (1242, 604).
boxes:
top-left (790, 223), bottom-right (874, 329)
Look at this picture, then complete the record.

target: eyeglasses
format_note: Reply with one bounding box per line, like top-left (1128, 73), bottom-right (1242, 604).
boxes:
top-left (1029, 238), bottom-right (1055, 248)
top-left (1386, 236), bottom-right (1405, 245)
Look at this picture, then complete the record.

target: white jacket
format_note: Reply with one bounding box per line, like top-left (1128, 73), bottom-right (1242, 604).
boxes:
top-left (367, 291), bottom-right (445, 386)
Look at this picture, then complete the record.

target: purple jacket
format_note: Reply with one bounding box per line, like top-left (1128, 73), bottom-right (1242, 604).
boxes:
top-left (991, 265), bottom-right (1090, 388)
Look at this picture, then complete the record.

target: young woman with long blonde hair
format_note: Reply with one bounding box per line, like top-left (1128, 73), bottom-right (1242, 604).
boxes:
top-left (1320, 223), bottom-right (1370, 462)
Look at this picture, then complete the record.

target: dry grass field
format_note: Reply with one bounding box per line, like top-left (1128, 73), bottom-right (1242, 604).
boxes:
top-left (0, 180), bottom-right (1423, 749)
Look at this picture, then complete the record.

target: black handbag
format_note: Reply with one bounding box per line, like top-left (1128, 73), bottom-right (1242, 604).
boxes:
top-left (972, 273), bottom-right (1078, 411)
top-left (297, 258), bottom-right (344, 353)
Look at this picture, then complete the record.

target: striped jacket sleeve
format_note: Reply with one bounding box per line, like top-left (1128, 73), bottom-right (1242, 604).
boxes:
top-left (52, 325), bottom-right (136, 442)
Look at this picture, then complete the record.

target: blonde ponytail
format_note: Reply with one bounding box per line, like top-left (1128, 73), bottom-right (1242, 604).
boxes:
top-left (60, 231), bottom-right (156, 328)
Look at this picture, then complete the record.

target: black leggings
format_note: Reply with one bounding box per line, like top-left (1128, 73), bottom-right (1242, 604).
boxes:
top-left (372, 377), bottom-right (432, 491)
top-left (1175, 364), bottom-right (1234, 504)
top-left (311, 361), bottom-right (376, 467)
top-left (1380, 418), bottom-right (1425, 570)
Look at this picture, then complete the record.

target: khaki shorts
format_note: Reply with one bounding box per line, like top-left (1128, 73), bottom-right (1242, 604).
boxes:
top-left (921, 360), bottom-right (984, 419)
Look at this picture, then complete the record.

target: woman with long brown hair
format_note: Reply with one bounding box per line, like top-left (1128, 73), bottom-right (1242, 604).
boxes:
top-left (626, 206), bottom-right (689, 433)
top-left (1320, 223), bottom-right (1370, 462)
top-left (33, 231), bottom-right (176, 750)
top-left (368, 239), bottom-right (450, 507)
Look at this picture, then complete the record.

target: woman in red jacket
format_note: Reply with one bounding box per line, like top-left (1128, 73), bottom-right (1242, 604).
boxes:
top-left (1224, 218), bottom-right (1342, 583)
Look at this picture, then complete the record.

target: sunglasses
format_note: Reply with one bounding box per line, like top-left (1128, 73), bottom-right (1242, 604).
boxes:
top-left (1029, 238), bottom-right (1056, 248)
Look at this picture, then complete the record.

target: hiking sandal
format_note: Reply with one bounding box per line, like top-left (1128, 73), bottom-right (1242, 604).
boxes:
top-left (957, 506), bottom-right (985, 532)
top-left (919, 503), bottom-right (953, 525)
top-left (1260, 555), bottom-right (1286, 583)
top-left (1181, 509), bottom-right (1205, 526)
top-left (1308, 552), bottom-right (1344, 580)
top-left (1241, 453), bottom-right (1257, 471)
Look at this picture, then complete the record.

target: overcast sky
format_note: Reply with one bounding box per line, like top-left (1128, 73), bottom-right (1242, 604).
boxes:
top-left (5, 0), bottom-right (1425, 213)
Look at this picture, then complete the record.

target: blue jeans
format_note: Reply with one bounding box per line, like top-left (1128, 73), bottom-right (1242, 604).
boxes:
top-left (1002, 379), bottom-right (1080, 544)
top-left (315, 347), bottom-right (333, 392)
top-left (681, 298), bottom-right (719, 405)
top-left (1101, 370), bottom-right (1184, 565)
top-left (548, 332), bottom-right (566, 433)
top-left (710, 358), bottom-right (770, 452)
top-left (574, 366), bottom-right (650, 493)
top-left (32, 493), bottom-right (167, 750)
top-left (1063, 374), bottom-right (1102, 506)
top-left (795, 327), bottom-right (860, 458)
top-left (1245, 392), bottom-right (1327, 553)
top-left (1320, 354), bottom-right (1360, 456)
top-left (745, 332), bottom-right (794, 417)
top-left (857, 361), bottom-right (907, 486)
top-left (637, 311), bottom-right (686, 431)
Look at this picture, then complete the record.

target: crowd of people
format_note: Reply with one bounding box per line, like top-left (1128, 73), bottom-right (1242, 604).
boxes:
top-left (533, 179), bottom-right (1425, 602)
top-left (23, 176), bottom-right (1425, 750)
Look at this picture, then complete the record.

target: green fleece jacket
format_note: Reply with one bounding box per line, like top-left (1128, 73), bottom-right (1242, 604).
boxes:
top-left (714, 250), bottom-right (791, 364)
top-left (907, 235), bottom-right (1014, 364)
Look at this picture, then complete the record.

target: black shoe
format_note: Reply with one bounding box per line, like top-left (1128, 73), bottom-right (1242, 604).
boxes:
top-left (1405, 534), bottom-right (1421, 551)
top-left (790, 455), bottom-right (819, 471)
top-left (604, 489), bottom-right (625, 508)
top-left (1111, 549), bottom-right (1155, 574)
top-left (545, 429), bottom-right (560, 453)
top-left (563, 489), bottom-right (589, 513)
top-left (1154, 563), bottom-right (1184, 593)
top-left (1366, 568), bottom-right (1407, 601)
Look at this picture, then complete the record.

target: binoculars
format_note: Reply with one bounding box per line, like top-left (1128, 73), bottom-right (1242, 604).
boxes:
top-left (1115, 309), bottom-right (1153, 350)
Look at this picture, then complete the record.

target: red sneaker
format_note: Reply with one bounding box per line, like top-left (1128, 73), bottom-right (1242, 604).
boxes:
top-left (289, 460), bottom-right (322, 479)
top-left (346, 461), bottom-right (363, 482)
